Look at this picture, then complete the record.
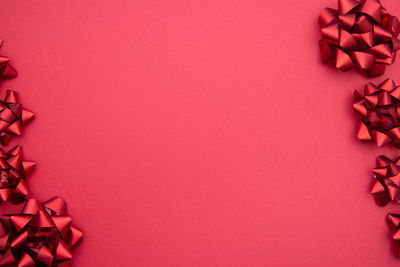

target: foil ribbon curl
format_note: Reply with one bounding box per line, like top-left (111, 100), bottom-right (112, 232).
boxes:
top-left (353, 78), bottom-right (400, 148)
top-left (371, 155), bottom-right (400, 206)
top-left (0, 197), bottom-right (82, 266)
top-left (0, 146), bottom-right (35, 205)
top-left (0, 90), bottom-right (34, 146)
top-left (387, 213), bottom-right (400, 258)
top-left (318, 0), bottom-right (400, 77)
top-left (0, 40), bottom-right (17, 81)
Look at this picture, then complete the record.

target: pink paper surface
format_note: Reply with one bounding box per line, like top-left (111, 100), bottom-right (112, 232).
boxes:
top-left (0, 0), bottom-right (399, 266)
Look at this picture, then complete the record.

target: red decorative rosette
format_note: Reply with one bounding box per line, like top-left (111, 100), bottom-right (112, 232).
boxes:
top-left (371, 155), bottom-right (400, 206)
top-left (318, 0), bottom-right (400, 77)
top-left (0, 40), bottom-right (17, 81)
top-left (0, 90), bottom-right (34, 146)
top-left (353, 78), bottom-right (400, 148)
top-left (387, 213), bottom-right (400, 258)
top-left (0, 145), bottom-right (35, 204)
top-left (0, 197), bottom-right (82, 266)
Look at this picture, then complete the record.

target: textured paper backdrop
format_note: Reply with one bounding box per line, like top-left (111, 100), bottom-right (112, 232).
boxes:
top-left (0, 0), bottom-right (400, 266)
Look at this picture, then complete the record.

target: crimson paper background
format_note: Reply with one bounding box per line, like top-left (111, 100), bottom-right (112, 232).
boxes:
top-left (0, 0), bottom-right (399, 266)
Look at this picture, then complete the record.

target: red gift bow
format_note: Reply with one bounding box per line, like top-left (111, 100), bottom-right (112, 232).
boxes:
top-left (353, 78), bottom-right (400, 148)
top-left (318, 0), bottom-right (400, 77)
top-left (0, 146), bottom-right (35, 205)
top-left (0, 197), bottom-right (82, 267)
top-left (387, 214), bottom-right (400, 258)
top-left (0, 90), bottom-right (34, 146)
top-left (0, 40), bottom-right (17, 81)
top-left (371, 155), bottom-right (400, 206)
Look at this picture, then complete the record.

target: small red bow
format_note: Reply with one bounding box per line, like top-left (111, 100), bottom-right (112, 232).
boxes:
top-left (0, 40), bottom-right (17, 81)
top-left (353, 78), bottom-right (400, 148)
top-left (387, 214), bottom-right (400, 258)
top-left (0, 90), bottom-right (34, 146)
top-left (371, 155), bottom-right (400, 206)
top-left (0, 145), bottom-right (35, 204)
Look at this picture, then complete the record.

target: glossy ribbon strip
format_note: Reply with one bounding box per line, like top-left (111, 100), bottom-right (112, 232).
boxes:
top-left (318, 0), bottom-right (400, 77)
top-left (0, 145), bottom-right (35, 205)
top-left (353, 78), bottom-right (400, 148)
top-left (0, 197), bottom-right (82, 266)
top-left (0, 90), bottom-right (34, 146)
top-left (0, 40), bottom-right (17, 81)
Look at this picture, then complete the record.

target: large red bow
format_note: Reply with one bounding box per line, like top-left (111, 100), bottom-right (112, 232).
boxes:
top-left (0, 197), bottom-right (82, 266)
top-left (353, 78), bottom-right (400, 148)
top-left (318, 0), bottom-right (400, 77)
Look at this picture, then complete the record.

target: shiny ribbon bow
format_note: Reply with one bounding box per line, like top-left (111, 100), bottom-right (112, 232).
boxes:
top-left (353, 78), bottom-right (400, 148)
top-left (387, 213), bottom-right (400, 258)
top-left (0, 90), bottom-right (34, 146)
top-left (371, 155), bottom-right (400, 206)
top-left (0, 197), bottom-right (82, 267)
top-left (0, 40), bottom-right (17, 81)
top-left (0, 146), bottom-right (35, 204)
top-left (318, 0), bottom-right (400, 77)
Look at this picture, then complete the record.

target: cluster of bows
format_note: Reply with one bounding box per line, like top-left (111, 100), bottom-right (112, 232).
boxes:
top-left (318, 0), bottom-right (400, 77)
top-left (0, 197), bottom-right (82, 266)
top-left (0, 146), bottom-right (35, 205)
top-left (319, 0), bottom-right (400, 261)
top-left (357, 80), bottom-right (400, 259)
top-left (371, 155), bottom-right (400, 206)
top-left (0, 41), bottom-right (82, 265)
top-left (0, 90), bottom-right (34, 146)
top-left (353, 78), bottom-right (400, 148)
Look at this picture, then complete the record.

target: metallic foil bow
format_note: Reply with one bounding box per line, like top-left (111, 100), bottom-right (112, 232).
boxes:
top-left (0, 90), bottom-right (34, 146)
top-left (0, 40), bottom-right (17, 81)
top-left (0, 146), bottom-right (35, 204)
top-left (387, 213), bottom-right (400, 258)
top-left (371, 155), bottom-right (400, 206)
top-left (353, 78), bottom-right (400, 148)
top-left (0, 197), bottom-right (82, 266)
top-left (318, 0), bottom-right (400, 77)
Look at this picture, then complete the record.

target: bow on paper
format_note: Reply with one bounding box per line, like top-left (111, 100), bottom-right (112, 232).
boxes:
top-left (371, 155), bottom-right (400, 206)
top-left (0, 90), bottom-right (34, 146)
top-left (318, 0), bottom-right (400, 77)
top-left (353, 78), bottom-right (400, 148)
top-left (387, 213), bottom-right (400, 258)
top-left (0, 40), bottom-right (17, 81)
top-left (0, 197), bottom-right (82, 267)
top-left (0, 145), bottom-right (35, 204)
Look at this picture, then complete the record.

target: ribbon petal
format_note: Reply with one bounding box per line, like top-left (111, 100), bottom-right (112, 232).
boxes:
top-left (339, 0), bottom-right (360, 15)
